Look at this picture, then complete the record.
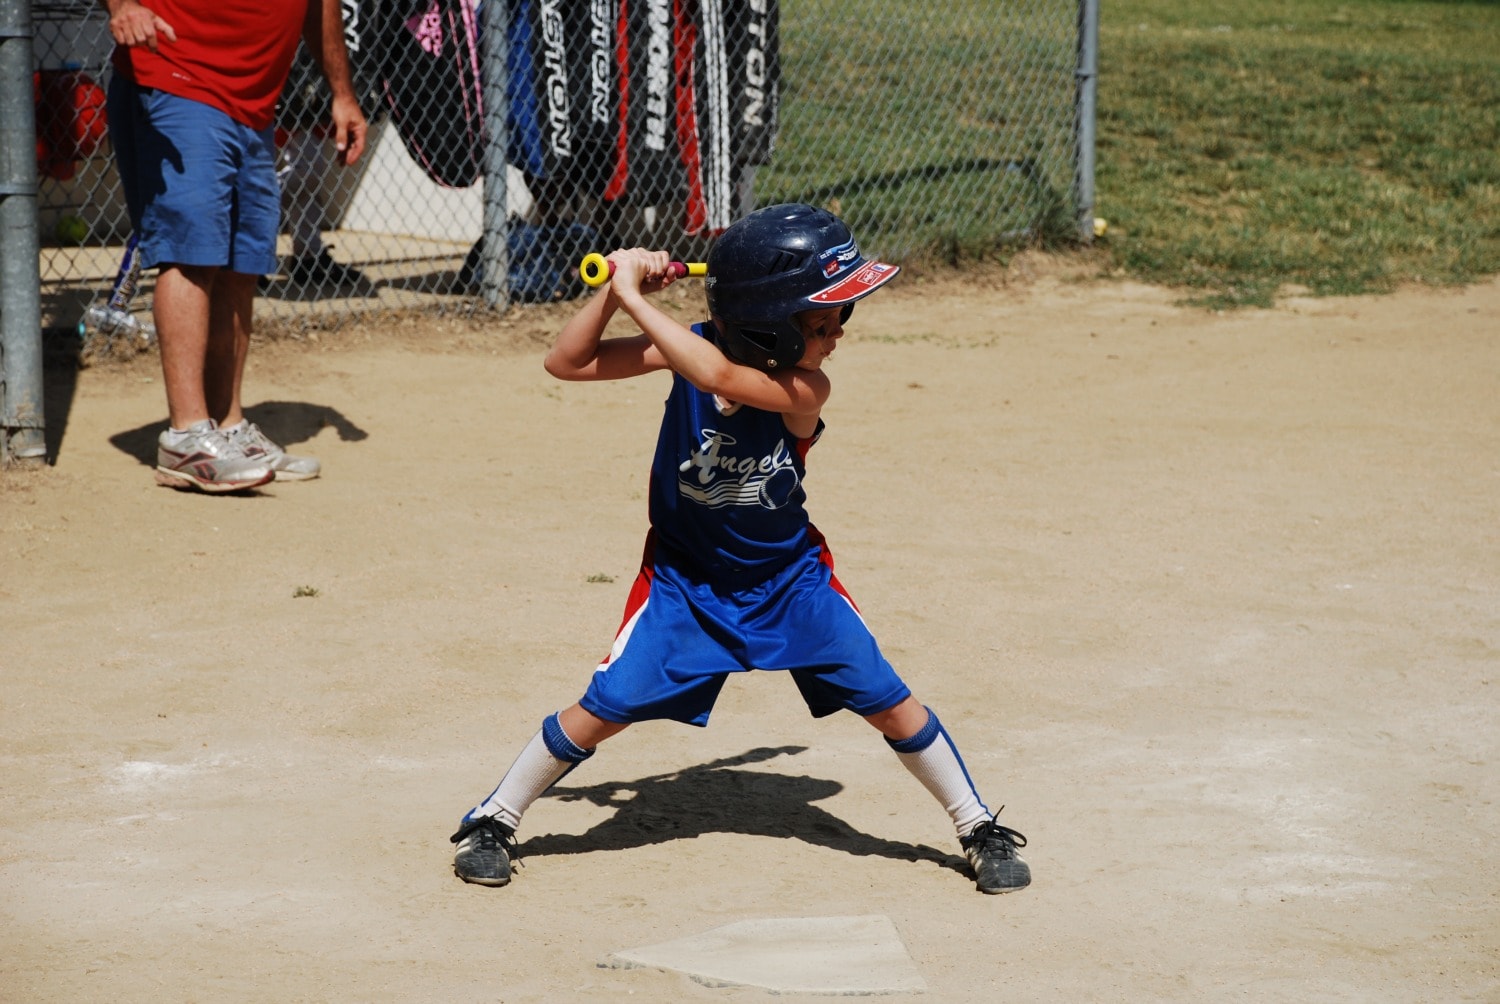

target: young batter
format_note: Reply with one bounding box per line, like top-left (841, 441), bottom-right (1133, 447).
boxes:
top-left (452, 203), bottom-right (1030, 894)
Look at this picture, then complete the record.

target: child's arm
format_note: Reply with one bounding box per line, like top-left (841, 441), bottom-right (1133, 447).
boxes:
top-left (608, 251), bottom-right (831, 424)
top-left (543, 255), bottom-right (674, 382)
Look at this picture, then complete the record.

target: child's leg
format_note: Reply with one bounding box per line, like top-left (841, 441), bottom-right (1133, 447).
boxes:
top-left (452, 704), bottom-right (626, 887)
top-left (464, 704), bottom-right (624, 829)
top-left (866, 696), bottom-right (1031, 893)
top-left (866, 696), bottom-right (990, 839)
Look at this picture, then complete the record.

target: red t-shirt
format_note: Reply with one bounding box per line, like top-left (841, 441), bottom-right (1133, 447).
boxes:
top-left (112, 0), bottom-right (309, 130)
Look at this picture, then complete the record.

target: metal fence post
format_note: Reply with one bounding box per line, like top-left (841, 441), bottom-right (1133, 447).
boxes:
top-left (1074, 0), bottom-right (1100, 243)
top-left (478, 0), bottom-right (510, 308)
top-left (0, 0), bottom-right (46, 464)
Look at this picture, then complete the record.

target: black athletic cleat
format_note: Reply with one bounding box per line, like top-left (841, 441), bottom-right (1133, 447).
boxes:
top-left (961, 810), bottom-right (1031, 894)
top-left (450, 816), bottom-right (520, 887)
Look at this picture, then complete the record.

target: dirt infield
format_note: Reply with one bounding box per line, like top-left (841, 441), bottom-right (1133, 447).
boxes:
top-left (4, 263), bottom-right (1497, 1002)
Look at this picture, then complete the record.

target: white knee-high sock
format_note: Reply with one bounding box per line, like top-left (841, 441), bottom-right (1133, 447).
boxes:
top-left (887, 707), bottom-right (992, 839)
top-left (467, 712), bottom-right (594, 830)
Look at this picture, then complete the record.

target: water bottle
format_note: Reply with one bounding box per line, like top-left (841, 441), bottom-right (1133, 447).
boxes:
top-left (80, 305), bottom-right (156, 344)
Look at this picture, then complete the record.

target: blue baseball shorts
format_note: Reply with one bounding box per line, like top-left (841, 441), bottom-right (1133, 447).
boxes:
top-left (106, 77), bottom-right (280, 275)
top-left (580, 537), bottom-right (912, 727)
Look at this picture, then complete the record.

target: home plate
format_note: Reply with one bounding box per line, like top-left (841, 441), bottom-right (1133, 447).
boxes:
top-left (603, 914), bottom-right (927, 995)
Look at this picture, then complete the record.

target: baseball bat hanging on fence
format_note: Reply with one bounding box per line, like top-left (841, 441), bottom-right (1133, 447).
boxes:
top-left (578, 253), bottom-right (708, 288)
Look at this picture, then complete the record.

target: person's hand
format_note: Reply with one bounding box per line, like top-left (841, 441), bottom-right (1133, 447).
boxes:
top-left (606, 248), bottom-right (676, 300)
top-left (107, 0), bottom-right (176, 51)
top-left (329, 94), bottom-right (367, 166)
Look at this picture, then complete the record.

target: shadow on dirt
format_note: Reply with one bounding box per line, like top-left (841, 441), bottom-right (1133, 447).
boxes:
top-left (107, 400), bottom-right (370, 467)
top-left (518, 745), bottom-right (968, 877)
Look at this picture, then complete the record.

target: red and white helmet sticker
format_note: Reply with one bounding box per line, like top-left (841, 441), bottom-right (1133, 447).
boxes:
top-left (808, 261), bottom-right (901, 304)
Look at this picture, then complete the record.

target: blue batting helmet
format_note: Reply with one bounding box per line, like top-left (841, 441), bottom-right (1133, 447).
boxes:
top-left (704, 203), bottom-right (900, 371)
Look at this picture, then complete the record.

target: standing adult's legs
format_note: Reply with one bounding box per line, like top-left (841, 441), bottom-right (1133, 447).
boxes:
top-left (155, 266), bottom-right (261, 430)
top-left (151, 265), bottom-right (274, 491)
top-left (153, 263), bottom-right (216, 430)
top-left (205, 271), bottom-right (259, 428)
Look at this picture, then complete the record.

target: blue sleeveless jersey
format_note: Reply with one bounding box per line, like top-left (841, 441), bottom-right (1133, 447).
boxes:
top-left (578, 322), bottom-right (910, 726)
top-left (648, 323), bottom-right (824, 586)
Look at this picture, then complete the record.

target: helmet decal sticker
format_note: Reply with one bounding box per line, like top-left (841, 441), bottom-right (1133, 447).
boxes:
top-left (807, 261), bottom-right (900, 304)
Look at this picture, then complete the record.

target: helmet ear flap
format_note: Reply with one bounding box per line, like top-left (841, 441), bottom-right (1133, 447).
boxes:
top-left (712, 321), bottom-right (803, 371)
top-left (742, 328), bottom-right (779, 353)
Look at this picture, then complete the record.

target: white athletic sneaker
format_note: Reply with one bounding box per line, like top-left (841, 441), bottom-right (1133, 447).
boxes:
top-left (225, 421), bottom-right (321, 481)
top-left (155, 420), bottom-right (275, 493)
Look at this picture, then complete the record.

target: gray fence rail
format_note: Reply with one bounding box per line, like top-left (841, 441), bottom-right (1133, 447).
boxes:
top-left (26, 0), bottom-right (1095, 343)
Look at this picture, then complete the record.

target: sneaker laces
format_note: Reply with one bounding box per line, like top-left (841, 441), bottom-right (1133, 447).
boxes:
top-left (241, 422), bottom-right (274, 448)
top-left (962, 808), bottom-right (1027, 859)
top-left (450, 815), bottom-right (523, 868)
top-left (177, 421), bottom-right (253, 461)
top-left (230, 422), bottom-right (283, 459)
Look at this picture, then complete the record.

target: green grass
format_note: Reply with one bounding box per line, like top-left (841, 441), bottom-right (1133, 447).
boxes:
top-left (760, 0), bottom-right (1499, 307)
top-left (759, 3), bottom-right (1081, 263)
top-left (1096, 0), bottom-right (1500, 306)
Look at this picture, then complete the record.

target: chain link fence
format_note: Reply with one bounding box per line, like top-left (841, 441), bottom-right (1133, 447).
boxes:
top-left (29, 0), bottom-right (1094, 346)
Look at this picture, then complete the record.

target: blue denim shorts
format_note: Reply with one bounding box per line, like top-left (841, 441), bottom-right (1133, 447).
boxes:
top-left (106, 77), bottom-right (280, 275)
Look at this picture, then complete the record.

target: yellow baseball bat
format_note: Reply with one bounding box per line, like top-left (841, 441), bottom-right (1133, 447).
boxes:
top-left (579, 253), bottom-right (708, 288)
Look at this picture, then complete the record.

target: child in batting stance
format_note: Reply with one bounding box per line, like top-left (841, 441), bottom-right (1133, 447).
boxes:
top-left (451, 203), bottom-right (1030, 894)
